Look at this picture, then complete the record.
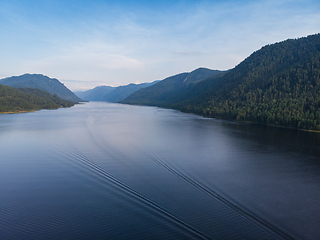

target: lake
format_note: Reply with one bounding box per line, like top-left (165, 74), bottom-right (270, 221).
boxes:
top-left (1, 102), bottom-right (320, 240)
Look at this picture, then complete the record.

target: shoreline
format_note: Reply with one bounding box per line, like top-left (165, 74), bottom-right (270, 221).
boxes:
top-left (0, 110), bottom-right (37, 114)
top-left (199, 113), bottom-right (320, 133)
top-left (0, 105), bottom-right (77, 115)
top-left (123, 102), bottom-right (320, 133)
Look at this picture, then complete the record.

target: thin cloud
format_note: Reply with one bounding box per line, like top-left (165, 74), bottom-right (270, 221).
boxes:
top-left (172, 51), bottom-right (202, 56)
top-left (0, 0), bottom-right (319, 90)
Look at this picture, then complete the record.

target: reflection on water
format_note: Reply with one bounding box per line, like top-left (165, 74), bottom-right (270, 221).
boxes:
top-left (0, 102), bottom-right (320, 240)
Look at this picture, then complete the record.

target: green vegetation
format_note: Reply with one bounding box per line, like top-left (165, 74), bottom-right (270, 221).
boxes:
top-left (0, 74), bottom-right (82, 102)
top-left (124, 34), bottom-right (320, 131)
top-left (0, 84), bottom-right (74, 113)
top-left (122, 68), bottom-right (222, 106)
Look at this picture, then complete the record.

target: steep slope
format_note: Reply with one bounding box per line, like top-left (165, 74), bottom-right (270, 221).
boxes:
top-left (174, 34), bottom-right (320, 130)
top-left (0, 85), bottom-right (74, 113)
top-left (75, 86), bottom-right (115, 101)
top-left (160, 71), bottom-right (227, 108)
top-left (0, 74), bottom-right (81, 102)
top-left (122, 67), bottom-right (221, 105)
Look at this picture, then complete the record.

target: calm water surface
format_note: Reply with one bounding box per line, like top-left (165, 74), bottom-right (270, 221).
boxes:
top-left (1, 102), bottom-right (320, 240)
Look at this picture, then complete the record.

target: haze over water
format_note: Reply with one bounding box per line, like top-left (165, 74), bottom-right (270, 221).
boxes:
top-left (1, 102), bottom-right (320, 239)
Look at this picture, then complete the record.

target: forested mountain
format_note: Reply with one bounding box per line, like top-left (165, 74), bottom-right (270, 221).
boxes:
top-left (124, 34), bottom-right (320, 131)
top-left (0, 84), bottom-right (75, 113)
top-left (76, 81), bottom-right (159, 102)
top-left (0, 74), bottom-right (81, 102)
top-left (122, 68), bottom-right (222, 105)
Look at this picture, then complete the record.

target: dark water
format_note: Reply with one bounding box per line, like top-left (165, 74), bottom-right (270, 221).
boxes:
top-left (1, 102), bottom-right (320, 240)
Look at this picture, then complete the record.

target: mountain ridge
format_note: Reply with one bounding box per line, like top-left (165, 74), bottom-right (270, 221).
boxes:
top-left (0, 74), bottom-right (81, 102)
top-left (122, 67), bottom-right (222, 105)
top-left (123, 34), bottom-right (320, 131)
top-left (75, 85), bottom-right (115, 101)
top-left (76, 81), bottom-right (159, 102)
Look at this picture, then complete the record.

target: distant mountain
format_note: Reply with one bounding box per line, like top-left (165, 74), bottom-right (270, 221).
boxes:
top-left (122, 67), bottom-right (222, 106)
top-left (0, 84), bottom-right (74, 113)
top-left (0, 74), bottom-right (81, 102)
top-left (75, 86), bottom-right (115, 101)
top-left (76, 81), bottom-right (159, 102)
top-left (102, 81), bottom-right (159, 102)
top-left (125, 34), bottom-right (320, 131)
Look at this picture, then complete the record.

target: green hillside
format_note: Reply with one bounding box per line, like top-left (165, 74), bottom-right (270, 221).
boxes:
top-left (122, 68), bottom-right (222, 105)
top-left (174, 34), bottom-right (320, 130)
top-left (124, 34), bottom-right (320, 131)
top-left (0, 84), bottom-right (74, 113)
top-left (0, 74), bottom-right (81, 102)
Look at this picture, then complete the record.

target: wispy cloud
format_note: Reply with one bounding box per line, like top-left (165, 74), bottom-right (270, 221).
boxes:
top-left (172, 51), bottom-right (202, 56)
top-left (0, 0), bottom-right (319, 90)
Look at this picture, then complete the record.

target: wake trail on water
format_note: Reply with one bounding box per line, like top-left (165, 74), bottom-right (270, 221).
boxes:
top-left (51, 112), bottom-right (293, 239)
top-left (54, 137), bottom-right (214, 240)
top-left (133, 145), bottom-right (295, 240)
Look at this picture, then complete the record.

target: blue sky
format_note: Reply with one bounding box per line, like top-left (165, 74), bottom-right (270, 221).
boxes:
top-left (0, 0), bottom-right (319, 90)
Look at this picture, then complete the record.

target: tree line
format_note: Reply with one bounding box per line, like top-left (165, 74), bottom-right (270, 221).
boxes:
top-left (0, 85), bottom-right (74, 113)
top-left (176, 34), bottom-right (320, 130)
